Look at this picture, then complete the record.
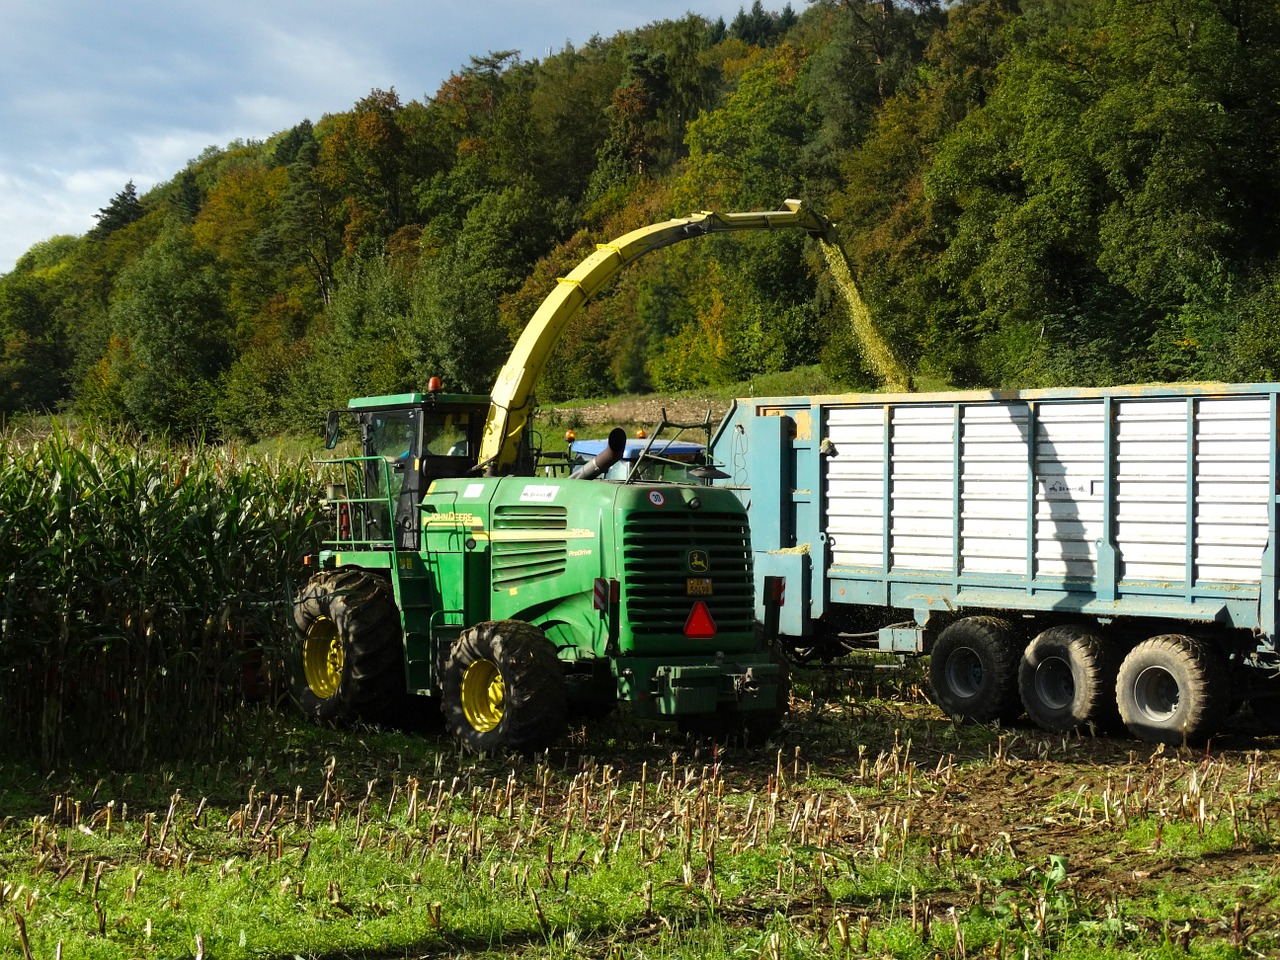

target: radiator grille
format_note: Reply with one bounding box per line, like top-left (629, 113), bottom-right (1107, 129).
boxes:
top-left (622, 512), bottom-right (754, 637)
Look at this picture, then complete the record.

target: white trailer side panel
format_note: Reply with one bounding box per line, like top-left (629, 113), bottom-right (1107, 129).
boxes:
top-left (821, 392), bottom-right (1271, 589)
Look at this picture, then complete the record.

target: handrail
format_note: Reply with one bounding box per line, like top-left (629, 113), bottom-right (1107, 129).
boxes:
top-left (313, 455), bottom-right (401, 552)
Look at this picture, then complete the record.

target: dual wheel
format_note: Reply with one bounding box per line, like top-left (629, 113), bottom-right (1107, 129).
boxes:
top-left (294, 572), bottom-right (566, 751)
top-left (929, 617), bottom-right (1230, 745)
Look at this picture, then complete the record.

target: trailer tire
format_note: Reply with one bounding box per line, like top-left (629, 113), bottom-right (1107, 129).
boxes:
top-left (1116, 634), bottom-right (1229, 745)
top-left (929, 617), bottom-right (1022, 724)
top-left (443, 620), bottom-right (566, 752)
top-left (293, 569), bottom-right (405, 725)
top-left (1019, 625), bottom-right (1121, 733)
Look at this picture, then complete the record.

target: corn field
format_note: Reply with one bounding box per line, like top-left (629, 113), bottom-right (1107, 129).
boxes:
top-left (0, 423), bottom-right (322, 767)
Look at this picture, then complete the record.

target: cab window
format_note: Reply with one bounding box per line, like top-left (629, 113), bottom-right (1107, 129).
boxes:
top-left (424, 412), bottom-right (474, 457)
top-left (370, 412), bottom-right (417, 462)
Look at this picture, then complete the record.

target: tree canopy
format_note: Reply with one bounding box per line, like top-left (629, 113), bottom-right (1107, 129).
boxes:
top-left (4, 0), bottom-right (1278, 435)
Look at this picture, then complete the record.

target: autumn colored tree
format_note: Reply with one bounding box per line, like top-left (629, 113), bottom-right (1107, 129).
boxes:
top-left (318, 88), bottom-right (412, 256)
top-left (7, 0), bottom-right (1280, 433)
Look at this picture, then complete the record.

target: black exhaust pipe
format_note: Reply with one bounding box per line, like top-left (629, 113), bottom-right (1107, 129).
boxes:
top-left (570, 427), bottom-right (627, 480)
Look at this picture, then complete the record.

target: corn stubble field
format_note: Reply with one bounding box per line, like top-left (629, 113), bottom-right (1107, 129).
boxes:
top-left (3, 429), bottom-right (1280, 960)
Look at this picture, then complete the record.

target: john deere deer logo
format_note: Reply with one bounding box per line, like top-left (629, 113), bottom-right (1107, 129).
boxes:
top-left (688, 550), bottom-right (710, 573)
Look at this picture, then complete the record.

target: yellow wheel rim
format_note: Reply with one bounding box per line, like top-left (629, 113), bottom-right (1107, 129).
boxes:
top-left (461, 659), bottom-right (505, 732)
top-left (303, 617), bottom-right (343, 699)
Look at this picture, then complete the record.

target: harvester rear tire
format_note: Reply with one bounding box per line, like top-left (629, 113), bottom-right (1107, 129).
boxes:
top-left (442, 620), bottom-right (566, 752)
top-left (929, 617), bottom-right (1022, 724)
top-left (1116, 634), bottom-right (1228, 745)
top-left (293, 569), bottom-right (405, 726)
top-left (1018, 625), bottom-right (1121, 733)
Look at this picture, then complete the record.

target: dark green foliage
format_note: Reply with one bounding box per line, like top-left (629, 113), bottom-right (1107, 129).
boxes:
top-left (411, 249), bottom-right (507, 395)
top-left (169, 168), bottom-right (203, 221)
top-left (311, 256), bottom-right (417, 403)
top-left (0, 267), bottom-right (68, 414)
top-left (261, 128), bottom-right (340, 308)
top-left (89, 180), bottom-right (146, 239)
top-left (6, 0), bottom-right (1280, 435)
top-left (730, 1), bottom-right (794, 45)
top-left (101, 227), bottom-right (233, 435)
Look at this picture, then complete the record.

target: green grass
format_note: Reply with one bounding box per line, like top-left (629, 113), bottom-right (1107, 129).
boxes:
top-left (3, 688), bottom-right (1279, 960)
top-left (4, 411), bottom-right (1277, 960)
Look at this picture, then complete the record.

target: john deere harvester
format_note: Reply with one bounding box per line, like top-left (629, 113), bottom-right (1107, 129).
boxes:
top-left (294, 201), bottom-right (829, 750)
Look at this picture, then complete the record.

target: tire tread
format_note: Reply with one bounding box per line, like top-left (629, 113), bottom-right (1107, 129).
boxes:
top-left (292, 569), bottom-right (406, 724)
top-left (442, 620), bottom-right (566, 752)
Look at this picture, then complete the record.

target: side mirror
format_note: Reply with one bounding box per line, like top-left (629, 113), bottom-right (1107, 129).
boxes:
top-left (324, 410), bottom-right (342, 450)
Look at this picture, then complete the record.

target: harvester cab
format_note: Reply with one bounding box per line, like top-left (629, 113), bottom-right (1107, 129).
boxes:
top-left (320, 381), bottom-right (492, 550)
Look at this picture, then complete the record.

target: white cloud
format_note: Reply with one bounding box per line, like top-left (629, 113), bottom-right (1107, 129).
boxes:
top-left (0, 171), bottom-right (103, 258)
top-left (0, 0), bottom-right (752, 273)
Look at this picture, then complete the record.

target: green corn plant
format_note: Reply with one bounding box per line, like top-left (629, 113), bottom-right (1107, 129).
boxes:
top-left (0, 422), bottom-right (322, 767)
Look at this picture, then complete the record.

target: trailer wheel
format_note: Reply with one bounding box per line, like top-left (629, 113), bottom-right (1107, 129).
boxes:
top-left (443, 620), bottom-right (566, 752)
top-left (293, 569), bottom-right (404, 725)
top-left (1116, 634), bottom-right (1229, 745)
top-left (1018, 625), bottom-right (1120, 733)
top-left (929, 617), bottom-right (1022, 723)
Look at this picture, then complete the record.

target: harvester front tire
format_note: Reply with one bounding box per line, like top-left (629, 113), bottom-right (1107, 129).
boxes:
top-left (442, 620), bottom-right (566, 752)
top-left (929, 617), bottom-right (1022, 724)
top-left (1018, 625), bottom-right (1121, 733)
top-left (293, 570), bottom-right (404, 725)
top-left (1116, 634), bottom-right (1228, 745)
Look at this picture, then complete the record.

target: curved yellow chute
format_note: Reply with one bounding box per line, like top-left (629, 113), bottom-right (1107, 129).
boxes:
top-left (479, 199), bottom-right (831, 474)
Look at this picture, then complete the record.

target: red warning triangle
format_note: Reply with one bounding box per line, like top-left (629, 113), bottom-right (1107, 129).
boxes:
top-left (684, 601), bottom-right (717, 639)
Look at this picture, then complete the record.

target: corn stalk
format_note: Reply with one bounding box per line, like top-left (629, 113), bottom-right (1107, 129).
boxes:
top-left (0, 423), bottom-right (322, 767)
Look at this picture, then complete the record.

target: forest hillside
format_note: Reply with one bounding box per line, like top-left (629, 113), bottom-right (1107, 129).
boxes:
top-left (2, 0), bottom-right (1278, 439)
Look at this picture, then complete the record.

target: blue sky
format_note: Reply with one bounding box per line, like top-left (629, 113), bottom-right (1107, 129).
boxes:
top-left (0, 1), bottom-right (754, 273)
